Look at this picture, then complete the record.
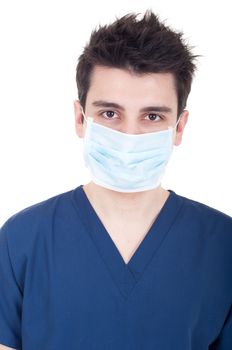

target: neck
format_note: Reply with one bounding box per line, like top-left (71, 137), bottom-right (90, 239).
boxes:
top-left (82, 181), bottom-right (170, 219)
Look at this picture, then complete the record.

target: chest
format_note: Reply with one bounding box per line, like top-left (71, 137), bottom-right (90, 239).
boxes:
top-left (22, 217), bottom-right (229, 350)
top-left (96, 214), bottom-right (157, 264)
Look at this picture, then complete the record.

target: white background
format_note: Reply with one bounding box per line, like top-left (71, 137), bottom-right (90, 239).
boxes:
top-left (0, 0), bottom-right (231, 226)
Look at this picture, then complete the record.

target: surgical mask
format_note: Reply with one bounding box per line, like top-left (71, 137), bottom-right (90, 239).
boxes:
top-left (80, 107), bottom-right (181, 193)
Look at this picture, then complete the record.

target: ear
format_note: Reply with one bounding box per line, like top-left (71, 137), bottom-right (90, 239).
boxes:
top-left (174, 110), bottom-right (189, 146)
top-left (74, 99), bottom-right (86, 138)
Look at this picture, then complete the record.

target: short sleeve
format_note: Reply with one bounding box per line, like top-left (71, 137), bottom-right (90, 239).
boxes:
top-left (210, 305), bottom-right (232, 349)
top-left (0, 222), bottom-right (22, 349)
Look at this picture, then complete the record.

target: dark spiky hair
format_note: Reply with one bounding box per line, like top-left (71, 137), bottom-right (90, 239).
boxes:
top-left (76, 9), bottom-right (200, 118)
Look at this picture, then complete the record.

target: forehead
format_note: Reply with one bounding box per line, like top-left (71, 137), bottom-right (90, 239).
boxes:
top-left (86, 65), bottom-right (178, 112)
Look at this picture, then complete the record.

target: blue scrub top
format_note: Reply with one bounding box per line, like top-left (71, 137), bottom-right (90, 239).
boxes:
top-left (0, 185), bottom-right (232, 350)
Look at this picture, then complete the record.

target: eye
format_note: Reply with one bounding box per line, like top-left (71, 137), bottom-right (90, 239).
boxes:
top-left (145, 113), bottom-right (162, 122)
top-left (100, 110), bottom-right (117, 119)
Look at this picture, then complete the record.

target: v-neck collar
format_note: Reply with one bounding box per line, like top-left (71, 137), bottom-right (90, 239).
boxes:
top-left (72, 185), bottom-right (184, 300)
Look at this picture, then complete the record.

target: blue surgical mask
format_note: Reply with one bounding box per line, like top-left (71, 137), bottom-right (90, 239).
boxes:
top-left (80, 107), bottom-right (181, 193)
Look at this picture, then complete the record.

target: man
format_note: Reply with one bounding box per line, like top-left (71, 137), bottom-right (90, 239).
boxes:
top-left (0, 9), bottom-right (231, 350)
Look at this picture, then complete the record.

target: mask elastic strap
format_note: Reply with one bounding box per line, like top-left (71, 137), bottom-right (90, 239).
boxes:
top-left (168, 114), bottom-right (182, 131)
top-left (175, 113), bottom-right (183, 129)
top-left (80, 106), bottom-right (93, 124)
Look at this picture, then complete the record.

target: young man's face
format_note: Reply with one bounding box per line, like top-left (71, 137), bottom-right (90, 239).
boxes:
top-left (74, 65), bottom-right (188, 146)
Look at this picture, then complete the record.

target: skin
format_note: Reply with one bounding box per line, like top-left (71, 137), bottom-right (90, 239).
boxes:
top-left (74, 65), bottom-right (188, 237)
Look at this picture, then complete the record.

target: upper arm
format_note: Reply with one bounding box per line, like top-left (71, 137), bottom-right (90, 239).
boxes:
top-left (209, 305), bottom-right (232, 349)
top-left (0, 345), bottom-right (18, 350)
top-left (0, 224), bottom-right (22, 350)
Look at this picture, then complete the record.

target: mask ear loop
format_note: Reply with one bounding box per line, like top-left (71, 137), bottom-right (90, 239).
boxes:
top-left (167, 113), bottom-right (182, 131)
top-left (175, 112), bottom-right (183, 129)
top-left (80, 106), bottom-right (94, 124)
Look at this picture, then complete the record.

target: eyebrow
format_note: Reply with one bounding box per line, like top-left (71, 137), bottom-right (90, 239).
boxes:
top-left (92, 100), bottom-right (173, 113)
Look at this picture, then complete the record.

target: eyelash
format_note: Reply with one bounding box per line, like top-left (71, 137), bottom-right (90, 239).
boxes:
top-left (99, 110), bottom-right (163, 121)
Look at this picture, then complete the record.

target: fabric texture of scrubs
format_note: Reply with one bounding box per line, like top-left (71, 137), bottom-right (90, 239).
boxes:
top-left (0, 185), bottom-right (232, 350)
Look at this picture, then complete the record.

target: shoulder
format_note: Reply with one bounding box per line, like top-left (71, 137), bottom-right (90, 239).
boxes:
top-left (3, 187), bottom-right (74, 224)
top-left (179, 193), bottom-right (232, 223)
top-left (0, 187), bottom-right (78, 251)
top-left (173, 193), bottom-right (232, 276)
top-left (0, 187), bottom-right (81, 293)
top-left (175, 191), bottom-right (232, 242)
